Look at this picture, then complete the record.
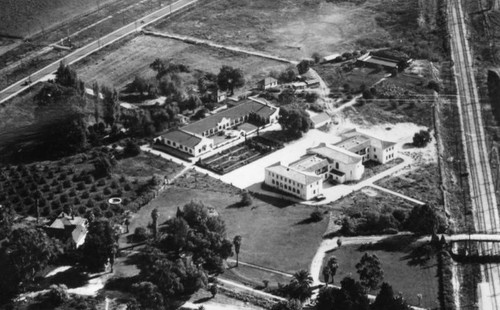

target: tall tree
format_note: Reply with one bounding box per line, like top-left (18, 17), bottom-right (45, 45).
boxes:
top-left (151, 208), bottom-right (159, 239)
top-left (101, 86), bottom-right (120, 127)
top-left (278, 106), bottom-right (311, 137)
top-left (355, 253), bottom-right (384, 291)
top-left (80, 219), bottom-right (116, 271)
top-left (372, 282), bottom-right (411, 310)
top-left (217, 66), bottom-right (245, 95)
top-left (297, 60), bottom-right (311, 75)
top-left (405, 204), bottom-right (446, 235)
top-left (288, 269), bottom-right (313, 303)
top-left (327, 256), bottom-right (339, 284)
top-left (233, 235), bottom-right (242, 267)
top-left (55, 62), bottom-right (78, 89)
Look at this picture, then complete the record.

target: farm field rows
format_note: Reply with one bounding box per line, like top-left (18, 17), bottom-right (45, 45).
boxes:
top-left (74, 34), bottom-right (288, 90)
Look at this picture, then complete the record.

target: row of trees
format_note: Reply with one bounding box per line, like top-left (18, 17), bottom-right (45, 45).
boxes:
top-left (341, 203), bottom-right (448, 236)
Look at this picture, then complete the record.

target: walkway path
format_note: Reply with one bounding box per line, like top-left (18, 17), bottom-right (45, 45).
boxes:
top-left (369, 184), bottom-right (426, 205)
top-left (142, 30), bottom-right (298, 65)
top-left (217, 278), bottom-right (286, 302)
top-left (226, 259), bottom-right (293, 278)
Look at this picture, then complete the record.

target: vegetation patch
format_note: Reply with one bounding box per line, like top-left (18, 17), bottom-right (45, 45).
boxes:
top-left (322, 241), bottom-right (438, 308)
top-left (375, 163), bottom-right (443, 206)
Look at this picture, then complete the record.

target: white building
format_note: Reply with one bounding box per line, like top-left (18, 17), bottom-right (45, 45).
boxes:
top-left (258, 77), bottom-right (278, 90)
top-left (265, 162), bottom-right (323, 200)
top-left (307, 143), bottom-right (365, 183)
top-left (335, 129), bottom-right (397, 164)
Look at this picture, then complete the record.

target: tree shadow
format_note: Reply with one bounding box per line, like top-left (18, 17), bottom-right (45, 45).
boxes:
top-left (295, 217), bottom-right (318, 225)
top-left (356, 234), bottom-right (420, 253)
top-left (48, 267), bottom-right (87, 288)
top-left (104, 275), bottom-right (142, 292)
top-left (226, 202), bottom-right (246, 209)
top-left (193, 297), bottom-right (212, 304)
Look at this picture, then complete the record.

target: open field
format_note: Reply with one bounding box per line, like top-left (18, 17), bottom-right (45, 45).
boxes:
top-left (152, 0), bottom-right (392, 60)
top-left (0, 0), bottom-right (117, 38)
top-left (128, 184), bottom-right (328, 274)
top-left (322, 238), bottom-right (438, 308)
top-left (74, 34), bottom-right (288, 90)
top-left (375, 163), bottom-right (443, 206)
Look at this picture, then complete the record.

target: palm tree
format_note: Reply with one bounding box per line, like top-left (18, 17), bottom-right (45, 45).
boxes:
top-left (151, 208), bottom-right (159, 239)
top-left (289, 269), bottom-right (313, 303)
top-left (327, 256), bottom-right (338, 284)
top-left (233, 235), bottom-right (242, 267)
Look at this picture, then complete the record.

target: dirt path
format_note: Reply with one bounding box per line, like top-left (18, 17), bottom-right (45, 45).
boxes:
top-left (142, 30), bottom-right (298, 65)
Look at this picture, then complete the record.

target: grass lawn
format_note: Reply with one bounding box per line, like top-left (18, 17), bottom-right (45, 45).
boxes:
top-left (75, 34), bottom-right (288, 90)
top-left (358, 157), bottom-right (404, 182)
top-left (375, 163), bottom-right (443, 206)
top-left (323, 238), bottom-right (438, 308)
top-left (128, 184), bottom-right (328, 275)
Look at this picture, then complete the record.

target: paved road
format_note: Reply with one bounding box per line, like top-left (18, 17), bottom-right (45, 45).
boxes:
top-left (0, 0), bottom-right (198, 104)
top-left (447, 0), bottom-right (500, 308)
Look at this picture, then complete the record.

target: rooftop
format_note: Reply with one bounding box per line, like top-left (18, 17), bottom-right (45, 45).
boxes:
top-left (182, 100), bottom-right (277, 135)
top-left (161, 130), bottom-right (203, 148)
top-left (311, 113), bottom-right (331, 126)
top-left (307, 143), bottom-right (363, 164)
top-left (340, 129), bottom-right (397, 150)
top-left (290, 155), bottom-right (329, 173)
top-left (334, 135), bottom-right (371, 153)
top-left (260, 77), bottom-right (278, 85)
top-left (357, 54), bottom-right (399, 68)
top-left (266, 163), bottom-right (323, 185)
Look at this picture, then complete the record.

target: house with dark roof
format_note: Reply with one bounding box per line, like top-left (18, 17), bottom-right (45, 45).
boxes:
top-left (45, 212), bottom-right (88, 248)
top-left (155, 99), bottom-right (279, 157)
top-left (258, 77), bottom-right (278, 90)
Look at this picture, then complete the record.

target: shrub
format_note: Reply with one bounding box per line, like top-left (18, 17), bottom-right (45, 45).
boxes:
top-left (55, 185), bottom-right (63, 193)
top-left (100, 202), bottom-right (108, 211)
top-left (110, 181), bottom-right (118, 189)
top-left (81, 191), bottom-right (90, 199)
top-left (124, 183), bottom-right (132, 191)
top-left (133, 227), bottom-right (149, 242)
top-left (98, 179), bottom-right (106, 186)
top-left (103, 187), bottom-right (112, 195)
top-left (124, 140), bottom-right (142, 157)
top-left (428, 80), bottom-right (441, 93)
top-left (84, 175), bottom-right (94, 184)
top-left (413, 130), bottom-right (431, 147)
top-left (74, 197), bottom-right (81, 205)
top-left (310, 210), bottom-right (324, 222)
top-left (60, 194), bottom-right (69, 204)
top-left (63, 180), bottom-right (72, 188)
top-left (86, 199), bottom-right (95, 208)
top-left (90, 184), bottom-right (97, 192)
top-left (24, 197), bottom-right (34, 206)
top-left (78, 206), bottom-right (86, 215)
top-left (94, 194), bottom-right (103, 201)
top-left (58, 172), bottom-right (67, 181)
top-left (104, 210), bottom-right (114, 218)
top-left (77, 182), bottom-right (86, 190)
top-left (51, 200), bottom-right (61, 210)
top-left (69, 189), bottom-right (77, 197)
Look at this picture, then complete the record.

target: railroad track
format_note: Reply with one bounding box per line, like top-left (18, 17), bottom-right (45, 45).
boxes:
top-left (447, 0), bottom-right (500, 307)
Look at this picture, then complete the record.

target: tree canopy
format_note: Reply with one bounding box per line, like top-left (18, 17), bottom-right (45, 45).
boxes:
top-left (278, 106), bottom-right (311, 137)
top-left (0, 227), bottom-right (60, 303)
top-left (355, 253), bottom-right (384, 291)
top-left (217, 66), bottom-right (245, 95)
top-left (405, 204), bottom-right (447, 235)
top-left (80, 219), bottom-right (116, 271)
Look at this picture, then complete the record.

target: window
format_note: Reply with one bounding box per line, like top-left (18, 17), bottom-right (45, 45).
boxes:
top-left (285, 185), bottom-right (288, 190)
top-left (373, 147), bottom-right (376, 151)
top-left (375, 155), bottom-right (377, 159)
top-left (335, 162), bottom-right (339, 169)
top-left (167, 140), bottom-right (171, 145)
top-left (272, 180), bottom-right (275, 184)
top-left (313, 190), bottom-right (316, 194)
